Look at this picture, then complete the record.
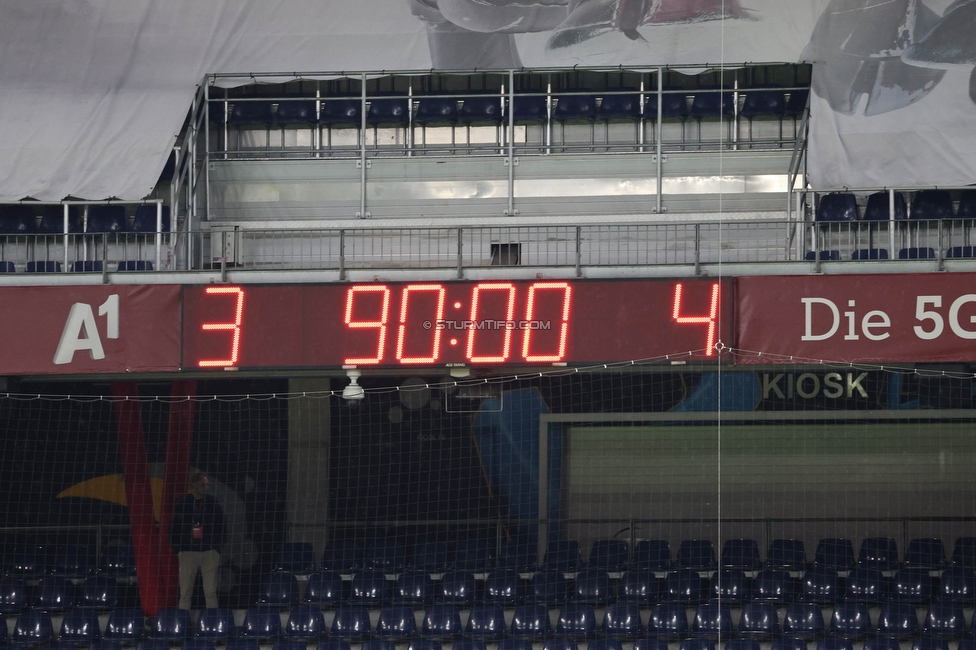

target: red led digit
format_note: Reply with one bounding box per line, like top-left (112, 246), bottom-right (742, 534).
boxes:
top-left (522, 282), bottom-right (572, 362)
top-left (466, 282), bottom-right (516, 363)
top-left (396, 284), bottom-right (446, 364)
top-left (198, 287), bottom-right (245, 368)
top-left (343, 285), bottom-right (391, 365)
top-left (672, 282), bottom-right (721, 356)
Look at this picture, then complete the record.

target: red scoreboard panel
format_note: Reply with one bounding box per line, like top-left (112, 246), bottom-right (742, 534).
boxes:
top-left (182, 279), bottom-right (732, 369)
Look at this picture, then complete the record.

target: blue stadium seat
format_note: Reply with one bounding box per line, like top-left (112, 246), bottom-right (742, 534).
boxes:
top-left (647, 602), bottom-right (688, 639)
top-left (676, 540), bottom-right (717, 570)
top-left (26, 261), bottom-right (62, 272)
top-left (365, 94), bottom-right (410, 126)
top-left (320, 98), bottom-right (362, 126)
top-left (349, 569), bottom-right (390, 606)
top-left (689, 89), bottom-right (735, 119)
top-left (602, 603), bottom-right (643, 639)
top-left (665, 568), bottom-right (705, 605)
top-left (117, 260), bottom-right (153, 271)
top-left (858, 537), bottom-right (899, 571)
top-left (196, 607), bottom-right (237, 641)
top-left (34, 577), bottom-right (75, 611)
top-left (227, 639), bottom-right (261, 650)
top-left (39, 205), bottom-right (82, 234)
top-left (864, 191), bottom-right (908, 221)
top-left (828, 602), bottom-right (871, 640)
top-left (412, 642), bottom-right (442, 650)
top-left (945, 246), bottom-right (976, 259)
top-left (709, 569), bottom-right (750, 604)
top-left (951, 538), bottom-right (976, 568)
top-left (104, 608), bottom-right (146, 642)
top-left (782, 603), bottom-right (825, 639)
top-left (316, 642), bottom-right (351, 650)
top-left (274, 542), bottom-right (316, 574)
top-left (892, 568), bottom-right (932, 604)
top-left (912, 639), bottom-right (950, 650)
top-left (364, 539), bottom-right (406, 572)
top-left (411, 542), bottom-right (450, 573)
top-left (320, 540), bottom-right (361, 573)
top-left (937, 567), bottom-right (976, 603)
top-left (438, 571), bottom-right (475, 606)
top-left (284, 604), bottom-right (327, 640)
top-left (553, 91), bottom-right (597, 122)
top-left (0, 204), bottom-right (37, 233)
top-left (272, 641), bottom-right (308, 650)
top-left (851, 248), bottom-right (889, 260)
top-left (588, 540), bottom-right (629, 572)
top-left (555, 603), bottom-right (597, 639)
top-left (911, 190), bottom-right (954, 219)
top-left (0, 576), bottom-right (28, 614)
top-left (415, 97), bottom-right (458, 125)
top-left (805, 250), bottom-right (840, 261)
top-left (632, 540), bottom-right (671, 571)
top-left (590, 640), bottom-right (624, 650)
top-left (958, 190), bottom-right (976, 218)
top-left (680, 639), bottom-right (716, 650)
top-left (100, 544), bottom-right (136, 577)
top-left (845, 568), bottom-right (887, 603)
top-left (452, 539), bottom-right (493, 572)
top-left (452, 641), bottom-right (482, 650)
top-left (60, 607), bottom-right (101, 643)
top-left (228, 101), bottom-right (274, 125)
top-left (542, 540), bottom-right (582, 573)
top-left (484, 569), bottom-right (522, 606)
top-left (303, 571), bottom-right (343, 608)
top-left (814, 538), bottom-right (856, 572)
top-left (329, 607), bottom-right (372, 642)
top-left (151, 608), bottom-right (191, 640)
top-left (259, 572), bottom-right (300, 607)
top-left (922, 603), bottom-right (965, 639)
top-left (898, 247), bottom-right (936, 259)
top-left (52, 545), bottom-right (93, 577)
top-left (816, 193), bottom-right (859, 222)
top-left (740, 89), bottom-right (786, 117)
top-left (877, 602), bottom-right (920, 638)
top-left (598, 89), bottom-right (641, 121)
top-left (753, 569), bottom-right (795, 603)
top-left (274, 100), bottom-right (317, 124)
top-left (360, 643), bottom-right (396, 650)
top-left (691, 602), bottom-right (732, 641)
top-left (422, 604), bottom-right (463, 640)
top-left (544, 640), bottom-right (577, 650)
top-left (184, 641), bottom-right (217, 650)
top-left (766, 539), bottom-right (807, 570)
top-left (771, 639), bottom-right (807, 650)
top-left (0, 261), bottom-right (15, 273)
top-left (510, 604), bottom-right (552, 640)
top-left (459, 95), bottom-right (502, 125)
top-left (527, 572), bottom-right (567, 606)
top-left (239, 606), bottom-right (282, 640)
top-left (71, 260), bottom-right (104, 272)
top-left (817, 640), bottom-right (853, 650)
top-left (801, 566), bottom-right (840, 605)
top-left (375, 605), bottom-right (418, 641)
top-left (658, 90), bottom-right (689, 119)
top-left (87, 205), bottom-right (128, 233)
top-left (498, 640), bottom-right (535, 650)
top-left (511, 95), bottom-right (548, 123)
top-left (721, 539), bottom-right (762, 570)
top-left (784, 89), bottom-right (810, 117)
top-left (960, 641), bottom-right (976, 650)
top-left (737, 602), bottom-right (780, 639)
top-left (618, 570), bottom-right (661, 605)
top-left (572, 568), bottom-right (612, 604)
top-left (865, 638), bottom-right (902, 650)
top-left (10, 609), bottom-right (54, 645)
top-left (464, 605), bottom-right (506, 641)
top-left (635, 640), bottom-right (669, 650)
top-left (725, 641), bottom-right (760, 650)
top-left (81, 576), bottom-right (118, 609)
top-left (394, 571), bottom-right (435, 606)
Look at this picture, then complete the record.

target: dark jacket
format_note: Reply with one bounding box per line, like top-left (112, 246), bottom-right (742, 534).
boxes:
top-left (170, 493), bottom-right (226, 553)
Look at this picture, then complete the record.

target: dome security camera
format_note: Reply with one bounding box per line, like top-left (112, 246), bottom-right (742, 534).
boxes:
top-left (342, 369), bottom-right (365, 405)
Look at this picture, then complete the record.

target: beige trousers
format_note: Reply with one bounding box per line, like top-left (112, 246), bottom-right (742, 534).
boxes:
top-left (178, 549), bottom-right (220, 610)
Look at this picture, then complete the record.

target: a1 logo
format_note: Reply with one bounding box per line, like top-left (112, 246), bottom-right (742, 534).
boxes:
top-left (53, 295), bottom-right (120, 365)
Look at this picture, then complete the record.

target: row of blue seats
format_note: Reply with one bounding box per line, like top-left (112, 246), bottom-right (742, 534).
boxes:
top-left (2, 545), bottom-right (134, 580)
top-left (0, 204), bottom-right (170, 235)
top-left (278, 538), bottom-right (969, 575)
top-left (0, 261), bottom-right (154, 273)
top-left (815, 190), bottom-right (975, 223)
top-left (0, 576), bottom-right (123, 613)
top-left (257, 567), bottom-right (976, 609)
top-left (12, 601), bottom-right (976, 646)
top-left (220, 88), bottom-right (809, 128)
top-left (804, 248), bottom-right (976, 261)
top-left (7, 638), bottom-right (976, 650)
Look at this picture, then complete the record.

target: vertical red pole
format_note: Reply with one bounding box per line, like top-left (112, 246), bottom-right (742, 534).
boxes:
top-left (159, 380), bottom-right (197, 608)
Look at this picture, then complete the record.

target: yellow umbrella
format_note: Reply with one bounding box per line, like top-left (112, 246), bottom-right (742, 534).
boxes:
top-left (57, 474), bottom-right (166, 521)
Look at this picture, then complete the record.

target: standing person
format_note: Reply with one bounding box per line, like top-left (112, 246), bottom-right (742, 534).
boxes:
top-left (170, 472), bottom-right (226, 610)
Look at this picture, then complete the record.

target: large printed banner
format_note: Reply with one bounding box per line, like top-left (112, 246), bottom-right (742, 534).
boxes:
top-left (736, 274), bottom-right (976, 364)
top-left (0, 286), bottom-right (181, 375)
